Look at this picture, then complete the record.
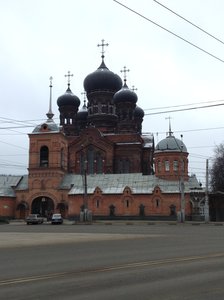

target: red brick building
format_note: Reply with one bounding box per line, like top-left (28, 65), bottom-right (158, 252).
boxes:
top-left (0, 44), bottom-right (204, 221)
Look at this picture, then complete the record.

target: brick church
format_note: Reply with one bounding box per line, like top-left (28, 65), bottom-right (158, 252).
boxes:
top-left (0, 41), bottom-right (204, 221)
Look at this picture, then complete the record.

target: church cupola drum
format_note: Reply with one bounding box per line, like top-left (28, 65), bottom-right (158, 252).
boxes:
top-left (83, 40), bottom-right (122, 132)
top-left (57, 71), bottom-right (80, 136)
top-left (113, 66), bottom-right (139, 133)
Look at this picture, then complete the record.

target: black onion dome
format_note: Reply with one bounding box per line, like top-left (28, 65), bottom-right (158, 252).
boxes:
top-left (77, 103), bottom-right (88, 120)
top-left (83, 60), bottom-right (122, 94)
top-left (57, 87), bottom-right (80, 107)
top-left (113, 83), bottom-right (138, 104)
top-left (134, 106), bottom-right (144, 118)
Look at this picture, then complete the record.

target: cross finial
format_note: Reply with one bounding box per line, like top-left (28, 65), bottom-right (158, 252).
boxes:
top-left (49, 76), bottom-right (53, 88)
top-left (165, 116), bottom-right (173, 136)
top-left (132, 85), bottom-right (138, 92)
top-left (65, 71), bottom-right (74, 87)
top-left (97, 39), bottom-right (109, 59)
top-left (81, 91), bottom-right (87, 107)
top-left (120, 66), bottom-right (130, 84)
top-left (46, 76), bottom-right (54, 120)
top-left (81, 91), bottom-right (86, 101)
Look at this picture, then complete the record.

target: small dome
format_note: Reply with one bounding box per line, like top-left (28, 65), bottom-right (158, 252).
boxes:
top-left (32, 119), bottom-right (59, 133)
top-left (57, 87), bottom-right (80, 107)
top-left (83, 60), bottom-right (122, 94)
top-left (155, 135), bottom-right (187, 152)
top-left (113, 83), bottom-right (138, 104)
top-left (134, 106), bottom-right (144, 118)
top-left (77, 103), bottom-right (88, 120)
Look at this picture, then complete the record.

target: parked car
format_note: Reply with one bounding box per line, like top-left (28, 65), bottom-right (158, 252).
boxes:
top-left (51, 213), bottom-right (63, 225)
top-left (26, 214), bottom-right (44, 225)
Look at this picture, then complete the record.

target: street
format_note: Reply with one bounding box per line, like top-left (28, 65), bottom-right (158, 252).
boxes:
top-left (0, 222), bottom-right (223, 299)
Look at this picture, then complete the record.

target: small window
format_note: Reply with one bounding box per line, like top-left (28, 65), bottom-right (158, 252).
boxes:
top-left (96, 199), bottom-right (100, 208)
top-left (165, 160), bottom-right (170, 171)
top-left (156, 199), bottom-right (160, 208)
top-left (126, 200), bottom-right (129, 208)
top-left (40, 146), bottom-right (49, 167)
top-left (173, 160), bottom-right (178, 171)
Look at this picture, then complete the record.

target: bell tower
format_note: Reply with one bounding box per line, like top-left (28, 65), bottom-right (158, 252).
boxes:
top-left (28, 77), bottom-right (68, 188)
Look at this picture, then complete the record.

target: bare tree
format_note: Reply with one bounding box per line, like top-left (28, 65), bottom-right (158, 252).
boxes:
top-left (210, 143), bottom-right (224, 192)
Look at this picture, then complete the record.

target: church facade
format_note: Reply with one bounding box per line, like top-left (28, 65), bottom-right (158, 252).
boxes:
top-left (0, 41), bottom-right (205, 221)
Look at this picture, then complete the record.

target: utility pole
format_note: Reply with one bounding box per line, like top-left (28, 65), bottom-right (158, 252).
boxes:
top-left (204, 159), bottom-right (209, 223)
top-left (179, 139), bottom-right (185, 223)
top-left (84, 160), bottom-right (88, 211)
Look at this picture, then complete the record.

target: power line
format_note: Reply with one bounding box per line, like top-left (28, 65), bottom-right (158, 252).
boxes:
top-left (113, 0), bottom-right (224, 64)
top-left (0, 140), bottom-right (27, 150)
top-left (153, 0), bottom-right (224, 45)
top-left (144, 99), bottom-right (224, 111)
top-left (145, 102), bottom-right (224, 116)
top-left (0, 101), bottom-right (224, 131)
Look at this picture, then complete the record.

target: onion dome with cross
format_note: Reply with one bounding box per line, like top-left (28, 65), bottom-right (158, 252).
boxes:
top-left (83, 39), bottom-right (122, 94)
top-left (57, 71), bottom-right (80, 107)
top-left (113, 67), bottom-right (138, 104)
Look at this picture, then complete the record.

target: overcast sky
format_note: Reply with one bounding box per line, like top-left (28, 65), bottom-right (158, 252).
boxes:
top-left (1, 0), bottom-right (224, 184)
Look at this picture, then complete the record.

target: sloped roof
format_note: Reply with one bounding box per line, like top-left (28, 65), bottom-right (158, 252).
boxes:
top-left (0, 173), bottom-right (203, 197)
top-left (61, 173), bottom-right (203, 195)
top-left (0, 175), bottom-right (23, 197)
top-left (15, 175), bottom-right (28, 190)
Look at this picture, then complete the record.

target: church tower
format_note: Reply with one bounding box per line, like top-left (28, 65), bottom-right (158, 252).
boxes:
top-left (83, 40), bottom-right (122, 132)
top-left (28, 77), bottom-right (68, 188)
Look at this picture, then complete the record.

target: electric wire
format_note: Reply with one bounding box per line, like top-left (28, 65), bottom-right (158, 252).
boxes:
top-left (144, 99), bottom-right (224, 111)
top-left (153, 0), bottom-right (224, 45)
top-left (145, 102), bottom-right (224, 116)
top-left (113, 0), bottom-right (224, 64)
top-left (1, 100), bottom-right (224, 131)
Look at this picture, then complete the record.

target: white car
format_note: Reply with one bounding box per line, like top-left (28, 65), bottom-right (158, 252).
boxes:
top-left (51, 213), bottom-right (63, 224)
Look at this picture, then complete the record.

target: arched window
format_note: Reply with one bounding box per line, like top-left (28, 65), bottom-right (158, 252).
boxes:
top-left (96, 152), bottom-right (103, 174)
top-left (40, 146), bottom-right (49, 167)
top-left (124, 159), bottom-right (130, 173)
top-left (79, 148), bottom-right (104, 175)
top-left (87, 146), bottom-right (94, 174)
top-left (173, 160), bottom-right (178, 171)
top-left (165, 160), bottom-right (170, 171)
top-left (117, 158), bottom-right (130, 173)
top-left (60, 148), bottom-right (65, 168)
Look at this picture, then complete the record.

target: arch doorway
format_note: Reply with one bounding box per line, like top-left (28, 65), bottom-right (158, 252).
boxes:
top-left (31, 197), bottom-right (54, 218)
top-left (56, 202), bottom-right (68, 218)
top-left (16, 201), bottom-right (29, 219)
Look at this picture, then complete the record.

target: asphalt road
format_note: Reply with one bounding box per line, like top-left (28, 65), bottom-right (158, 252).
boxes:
top-left (0, 222), bottom-right (224, 300)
